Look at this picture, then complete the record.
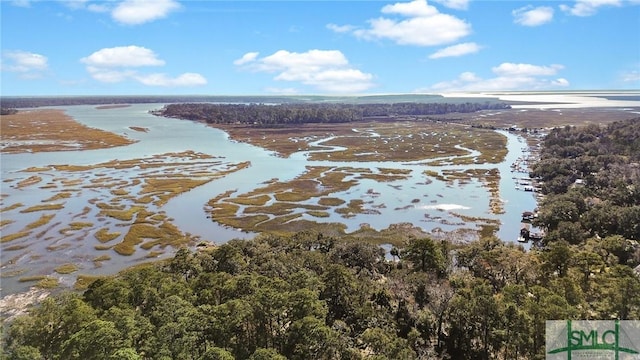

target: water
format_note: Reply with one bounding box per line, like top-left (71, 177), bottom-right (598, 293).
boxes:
top-left (0, 104), bottom-right (536, 296)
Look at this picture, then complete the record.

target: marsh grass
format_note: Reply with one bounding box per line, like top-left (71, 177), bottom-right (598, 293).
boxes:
top-left (46, 243), bottom-right (72, 251)
top-left (18, 275), bottom-right (47, 283)
top-left (93, 255), bottom-right (111, 262)
top-left (219, 214), bottom-right (270, 230)
top-left (74, 275), bottom-right (104, 290)
top-left (114, 223), bottom-right (164, 255)
top-left (1, 203), bottom-right (24, 212)
top-left (43, 192), bottom-right (72, 202)
top-left (25, 214), bottom-right (55, 230)
top-left (318, 197), bottom-right (346, 206)
top-left (20, 203), bottom-right (64, 213)
top-left (54, 263), bottom-right (79, 274)
top-left (68, 222), bottom-right (93, 229)
top-left (36, 277), bottom-right (59, 289)
top-left (4, 244), bottom-right (29, 251)
top-left (101, 206), bottom-right (144, 221)
top-left (0, 269), bottom-right (28, 278)
top-left (336, 199), bottom-right (367, 218)
top-left (113, 220), bottom-right (189, 256)
top-left (307, 210), bottom-right (330, 218)
top-left (95, 228), bottom-right (121, 243)
top-left (206, 166), bottom-right (384, 233)
top-left (24, 166), bottom-right (52, 172)
top-left (257, 213), bottom-right (303, 231)
top-left (229, 195), bottom-right (271, 206)
top-left (16, 175), bottom-right (42, 188)
top-left (1, 231), bottom-right (31, 243)
top-left (357, 173), bottom-right (411, 182)
top-left (1, 109), bottom-right (134, 154)
top-left (274, 190), bottom-right (313, 202)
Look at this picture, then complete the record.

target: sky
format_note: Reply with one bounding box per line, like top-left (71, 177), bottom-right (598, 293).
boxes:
top-left (1, 0), bottom-right (639, 96)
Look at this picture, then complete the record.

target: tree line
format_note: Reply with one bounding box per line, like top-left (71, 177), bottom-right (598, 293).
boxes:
top-left (154, 102), bottom-right (511, 127)
top-left (3, 227), bottom-right (638, 359)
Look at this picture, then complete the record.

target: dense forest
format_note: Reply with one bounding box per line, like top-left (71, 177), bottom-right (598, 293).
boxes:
top-left (154, 102), bottom-right (511, 126)
top-left (530, 119), bottom-right (640, 242)
top-left (2, 119), bottom-right (639, 360)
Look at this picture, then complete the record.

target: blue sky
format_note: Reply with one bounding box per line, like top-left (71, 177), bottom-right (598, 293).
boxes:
top-left (1, 0), bottom-right (639, 96)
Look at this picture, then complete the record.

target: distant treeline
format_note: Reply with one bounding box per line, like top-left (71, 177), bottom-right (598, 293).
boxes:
top-left (155, 102), bottom-right (511, 126)
top-left (0, 94), bottom-right (508, 109)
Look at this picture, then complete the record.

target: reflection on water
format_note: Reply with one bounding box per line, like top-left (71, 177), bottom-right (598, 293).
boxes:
top-left (0, 104), bottom-right (536, 296)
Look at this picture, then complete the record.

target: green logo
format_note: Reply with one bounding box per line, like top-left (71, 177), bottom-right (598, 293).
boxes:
top-left (546, 320), bottom-right (640, 360)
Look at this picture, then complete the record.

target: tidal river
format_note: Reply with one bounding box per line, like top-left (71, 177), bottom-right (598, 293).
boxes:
top-left (0, 104), bottom-right (537, 296)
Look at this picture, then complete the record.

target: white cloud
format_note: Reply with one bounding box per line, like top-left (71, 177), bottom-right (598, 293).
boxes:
top-left (329, 0), bottom-right (471, 47)
top-left (560, 0), bottom-right (621, 16)
top-left (81, 46), bottom-right (165, 67)
top-left (46, 0), bottom-right (177, 24)
top-left (259, 50), bottom-right (349, 72)
top-left (87, 3), bottom-right (110, 13)
top-left (10, 0), bottom-right (31, 7)
top-left (233, 52), bottom-right (259, 66)
top-left (85, 66), bottom-right (135, 83)
top-left (513, 6), bottom-right (554, 26)
top-left (111, 0), bottom-right (181, 25)
top-left (431, 0), bottom-right (470, 10)
top-left (234, 49), bottom-right (375, 93)
top-left (1, 50), bottom-right (48, 78)
top-left (429, 42), bottom-right (480, 59)
top-left (381, 0), bottom-right (439, 16)
top-left (135, 72), bottom-right (207, 86)
top-left (620, 66), bottom-right (640, 82)
top-left (81, 45), bottom-right (206, 87)
top-left (326, 23), bottom-right (356, 33)
top-left (492, 63), bottom-right (564, 76)
top-left (459, 71), bottom-right (481, 82)
top-left (621, 71), bottom-right (640, 82)
top-left (552, 78), bottom-right (570, 86)
top-left (60, 0), bottom-right (90, 10)
top-left (427, 62), bottom-right (569, 92)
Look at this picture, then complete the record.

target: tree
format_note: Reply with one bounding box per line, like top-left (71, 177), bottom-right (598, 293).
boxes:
top-left (359, 327), bottom-right (416, 359)
top-left (285, 316), bottom-right (342, 360)
top-left (595, 265), bottom-right (640, 319)
top-left (540, 241), bottom-right (572, 278)
top-left (403, 237), bottom-right (446, 275)
top-left (201, 347), bottom-right (235, 360)
top-left (167, 247), bottom-right (201, 281)
top-left (61, 320), bottom-right (130, 360)
top-left (4, 293), bottom-right (97, 359)
top-left (320, 264), bottom-right (360, 325)
top-left (249, 348), bottom-right (287, 360)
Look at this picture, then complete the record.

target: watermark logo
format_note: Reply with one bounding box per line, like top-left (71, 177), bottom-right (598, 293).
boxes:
top-left (546, 320), bottom-right (640, 359)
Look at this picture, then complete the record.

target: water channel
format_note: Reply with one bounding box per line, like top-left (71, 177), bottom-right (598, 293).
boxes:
top-left (1, 104), bottom-right (537, 296)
